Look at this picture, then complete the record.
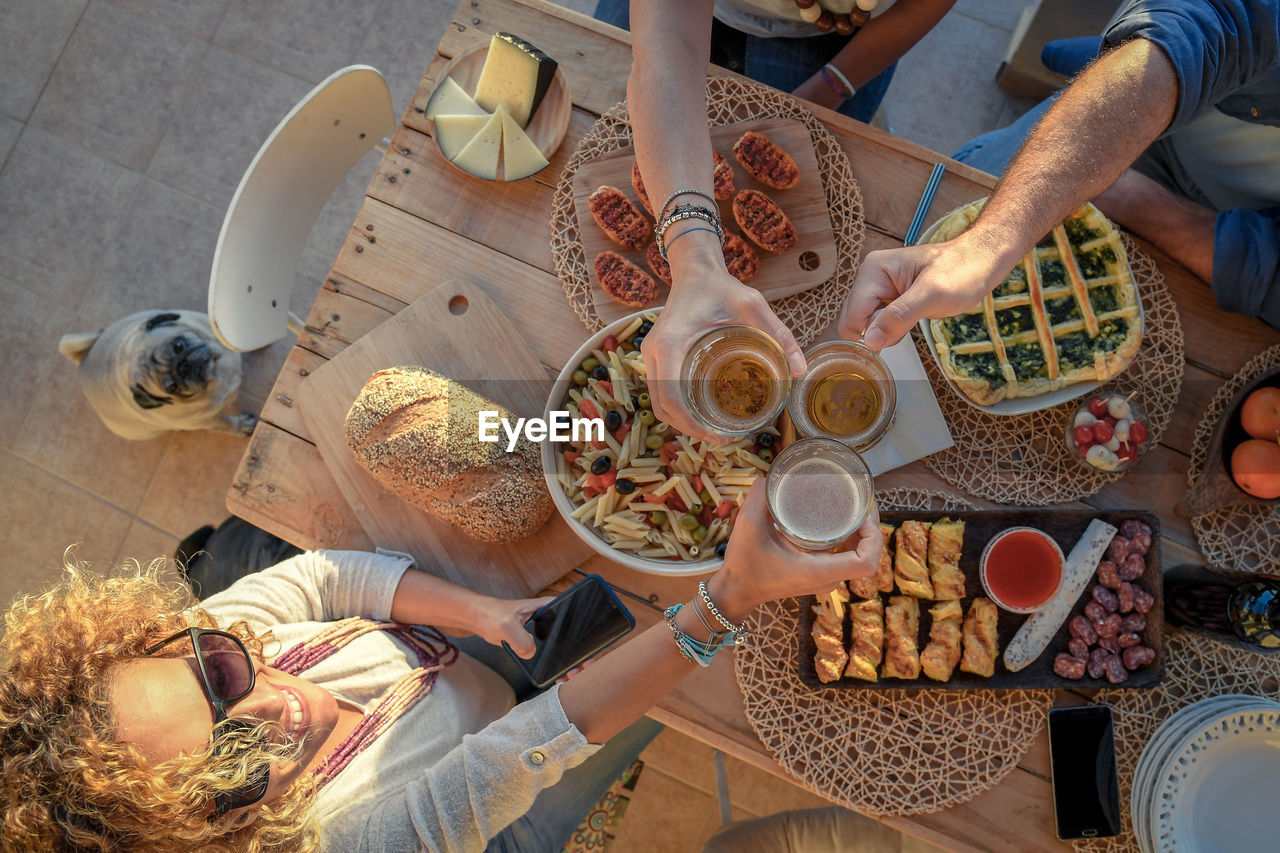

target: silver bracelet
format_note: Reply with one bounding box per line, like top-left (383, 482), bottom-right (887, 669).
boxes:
top-left (655, 206), bottom-right (723, 255)
top-left (658, 188), bottom-right (718, 222)
top-left (698, 579), bottom-right (749, 642)
top-left (823, 63), bottom-right (856, 98)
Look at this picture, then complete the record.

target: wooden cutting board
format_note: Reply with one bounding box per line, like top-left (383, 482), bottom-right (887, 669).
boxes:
top-left (572, 117), bottom-right (838, 325)
top-left (297, 278), bottom-right (594, 599)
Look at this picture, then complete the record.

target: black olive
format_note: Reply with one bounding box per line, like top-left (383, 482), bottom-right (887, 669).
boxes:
top-left (715, 541), bottom-right (728, 559)
top-left (592, 364), bottom-right (609, 381)
top-left (639, 320), bottom-right (654, 334)
top-left (633, 335), bottom-right (646, 348)
top-left (615, 478), bottom-right (636, 495)
top-left (631, 395), bottom-right (640, 409)
top-left (590, 456), bottom-right (612, 475)
top-left (756, 432), bottom-right (775, 448)
top-left (604, 410), bottom-right (623, 431)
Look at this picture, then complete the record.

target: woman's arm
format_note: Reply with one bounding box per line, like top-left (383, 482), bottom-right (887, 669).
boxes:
top-left (793, 0), bottom-right (956, 112)
top-left (389, 569), bottom-right (549, 657)
top-left (629, 0), bottom-right (807, 440)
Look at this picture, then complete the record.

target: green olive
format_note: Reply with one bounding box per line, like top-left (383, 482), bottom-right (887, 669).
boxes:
top-left (581, 356), bottom-right (600, 372)
top-left (758, 447), bottom-right (775, 462)
top-left (645, 434), bottom-right (664, 450)
top-left (639, 409), bottom-right (656, 426)
top-left (572, 369), bottom-right (589, 386)
top-left (693, 524), bottom-right (708, 541)
top-left (688, 501), bottom-right (703, 514)
top-left (679, 513), bottom-right (700, 531)
top-left (699, 489), bottom-right (712, 505)
top-left (650, 511), bottom-right (667, 526)
top-left (638, 392), bottom-right (652, 408)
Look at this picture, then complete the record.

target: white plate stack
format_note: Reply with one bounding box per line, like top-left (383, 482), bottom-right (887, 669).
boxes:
top-left (1131, 694), bottom-right (1280, 852)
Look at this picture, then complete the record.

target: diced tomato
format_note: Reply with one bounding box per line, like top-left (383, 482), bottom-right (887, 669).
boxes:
top-left (602, 334), bottom-right (619, 353)
top-left (599, 470), bottom-right (617, 488)
top-left (692, 475), bottom-right (704, 493)
top-left (659, 441), bottom-right (680, 464)
top-left (614, 422), bottom-right (631, 442)
top-left (578, 398), bottom-right (599, 420)
top-left (583, 485), bottom-right (602, 499)
top-left (643, 491), bottom-right (669, 505)
top-left (597, 380), bottom-right (613, 396)
top-left (715, 501), bottom-right (733, 519)
top-left (699, 506), bottom-right (714, 526)
top-left (668, 494), bottom-right (688, 513)
top-left (563, 450), bottom-right (582, 464)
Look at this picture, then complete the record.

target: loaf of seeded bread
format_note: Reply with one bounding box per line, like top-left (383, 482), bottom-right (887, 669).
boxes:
top-left (345, 366), bottom-right (553, 543)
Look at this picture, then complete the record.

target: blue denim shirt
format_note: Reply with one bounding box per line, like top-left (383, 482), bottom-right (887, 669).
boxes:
top-left (1104, 0), bottom-right (1280, 325)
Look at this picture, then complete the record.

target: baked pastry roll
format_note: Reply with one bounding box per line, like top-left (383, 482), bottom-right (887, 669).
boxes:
top-left (850, 522), bottom-right (896, 599)
top-left (926, 200), bottom-right (1141, 406)
top-left (960, 597), bottom-right (999, 677)
top-left (882, 596), bottom-right (921, 680)
top-left (594, 251), bottom-right (658, 308)
top-left (920, 600), bottom-right (964, 682)
top-left (812, 583), bottom-right (849, 684)
top-left (894, 521), bottom-right (934, 599)
top-left (927, 517), bottom-right (966, 600)
top-left (844, 597), bottom-right (884, 682)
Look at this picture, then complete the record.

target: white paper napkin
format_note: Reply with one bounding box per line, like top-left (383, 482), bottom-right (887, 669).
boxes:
top-left (859, 336), bottom-right (953, 476)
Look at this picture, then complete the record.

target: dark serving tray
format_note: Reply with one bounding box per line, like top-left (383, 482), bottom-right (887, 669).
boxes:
top-left (796, 510), bottom-right (1165, 690)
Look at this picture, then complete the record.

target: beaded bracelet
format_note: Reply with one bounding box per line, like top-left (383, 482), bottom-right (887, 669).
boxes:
top-left (657, 188), bottom-right (718, 222)
top-left (660, 226), bottom-right (720, 260)
top-left (699, 579), bottom-right (749, 642)
top-left (655, 206), bottom-right (723, 256)
top-left (664, 603), bottom-right (738, 667)
top-left (822, 63), bottom-right (856, 99)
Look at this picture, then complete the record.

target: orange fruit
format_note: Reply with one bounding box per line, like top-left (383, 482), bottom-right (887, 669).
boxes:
top-left (1240, 386), bottom-right (1280, 440)
top-left (1231, 438), bottom-right (1280, 499)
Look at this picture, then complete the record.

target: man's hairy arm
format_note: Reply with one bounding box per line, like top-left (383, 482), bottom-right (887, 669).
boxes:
top-left (1093, 169), bottom-right (1215, 282)
top-left (968, 38), bottom-right (1180, 275)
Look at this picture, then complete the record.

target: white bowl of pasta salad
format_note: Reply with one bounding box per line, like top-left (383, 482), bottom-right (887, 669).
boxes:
top-left (541, 309), bottom-right (780, 576)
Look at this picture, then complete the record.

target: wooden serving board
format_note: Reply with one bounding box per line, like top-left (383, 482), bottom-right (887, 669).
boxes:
top-left (297, 278), bottom-right (595, 599)
top-left (572, 117), bottom-right (838, 325)
top-left (797, 510), bottom-right (1165, 690)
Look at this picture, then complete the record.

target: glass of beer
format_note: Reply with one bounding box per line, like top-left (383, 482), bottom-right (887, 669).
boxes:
top-left (766, 437), bottom-right (874, 550)
top-left (788, 341), bottom-right (896, 451)
top-left (681, 325), bottom-right (791, 436)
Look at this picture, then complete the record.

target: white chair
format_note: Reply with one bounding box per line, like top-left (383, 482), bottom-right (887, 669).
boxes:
top-left (208, 65), bottom-right (395, 352)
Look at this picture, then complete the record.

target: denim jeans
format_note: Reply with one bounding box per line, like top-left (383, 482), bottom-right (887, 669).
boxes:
top-left (450, 635), bottom-right (665, 852)
top-left (593, 0), bottom-right (895, 124)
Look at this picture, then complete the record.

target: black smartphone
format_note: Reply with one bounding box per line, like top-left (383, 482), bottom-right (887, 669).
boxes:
top-left (1048, 705), bottom-right (1122, 840)
top-left (504, 574), bottom-right (635, 687)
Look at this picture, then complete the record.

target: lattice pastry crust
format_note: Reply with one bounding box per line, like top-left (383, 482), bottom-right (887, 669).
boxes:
top-left (926, 200), bottom-right (1142, 406)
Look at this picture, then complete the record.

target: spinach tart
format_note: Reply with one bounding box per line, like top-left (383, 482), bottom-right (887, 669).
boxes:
top-left (925, 199), bottom-right (1141, 407)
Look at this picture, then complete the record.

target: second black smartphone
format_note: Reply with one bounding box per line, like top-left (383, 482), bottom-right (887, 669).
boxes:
top-left (504, 574), bottom-right (635, 687)
top-left (1048, 704), bottom-right (1122, 840)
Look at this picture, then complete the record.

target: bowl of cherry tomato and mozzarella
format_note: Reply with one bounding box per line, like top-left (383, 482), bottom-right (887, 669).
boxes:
top-left (1065, 392), bottom-right (1151, 472)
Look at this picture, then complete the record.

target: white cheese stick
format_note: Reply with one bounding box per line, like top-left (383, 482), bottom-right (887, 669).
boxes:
top-left (1002, 519), bottom-right (1119, 672)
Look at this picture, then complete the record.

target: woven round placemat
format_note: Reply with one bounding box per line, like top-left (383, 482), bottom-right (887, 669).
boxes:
top-left (1187, 343), bottom-right (1280, 574)
top-left (734, 488), bottom-right (1055, 817)
top-left (1073, 628), bottom-right (1280, 853)
top-left (916, 236), bottom-right (1184, 505)
top-left (549, 75), bottom-right (864, 346)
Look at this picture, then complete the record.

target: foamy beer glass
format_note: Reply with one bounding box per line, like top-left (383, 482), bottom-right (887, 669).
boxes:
top-left (681, 326), bottom-right (790, 436)
top-left (766, 437), bottom-right (874, 550)
top-left (788, 341), bottom-right (895, 450)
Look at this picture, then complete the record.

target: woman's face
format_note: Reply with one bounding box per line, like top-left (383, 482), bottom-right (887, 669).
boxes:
top-left (110, 654), bottom-right (339, 809)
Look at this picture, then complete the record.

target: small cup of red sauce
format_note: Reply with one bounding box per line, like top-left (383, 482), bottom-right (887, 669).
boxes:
top-left (980, 527), bottom-right (1065, 614)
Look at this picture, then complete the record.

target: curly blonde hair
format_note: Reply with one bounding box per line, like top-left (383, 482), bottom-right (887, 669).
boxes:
top-left (0, 556), bottom-right (319, 852)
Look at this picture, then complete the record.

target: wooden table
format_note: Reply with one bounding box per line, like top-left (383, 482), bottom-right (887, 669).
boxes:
top-left (226, 0), bottom-right (1280, 848)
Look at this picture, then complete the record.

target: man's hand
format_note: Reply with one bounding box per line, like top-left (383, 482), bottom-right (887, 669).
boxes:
top-left (838, 235), bottom-right (1008, 349)
top-left (642, 269), bottom-right (806, 440)
top-left (475, 596), bottom-right (553, 659)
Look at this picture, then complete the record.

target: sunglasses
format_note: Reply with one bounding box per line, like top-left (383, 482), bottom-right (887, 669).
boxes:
top-left (144, 628), bottom-right (270, 816)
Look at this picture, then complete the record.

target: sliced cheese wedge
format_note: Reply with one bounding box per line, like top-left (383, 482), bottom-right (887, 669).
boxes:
top-left (434, 114), bottom-right (492, 162)
top-left (474, 32), bottom-right (557, 128)
top-left (499, 108), bottom-right (549, 181)
top-left (451, 107), bottom-right (505, 180)
top-left (425, 76), bottom-right (487, 120)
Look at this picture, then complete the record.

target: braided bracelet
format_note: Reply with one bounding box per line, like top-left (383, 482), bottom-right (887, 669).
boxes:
top-left (698, 579), bottom-right (749, 642)
top-left (658, 188), bottom-right (717, 222)
top-left (664, 603), bottom-right (737, 667)
top-left (660, 226), bottom-right (719, 261)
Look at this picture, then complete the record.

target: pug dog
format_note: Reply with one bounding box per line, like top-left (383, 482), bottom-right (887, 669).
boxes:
top-left (58, 310), bottom-right (258, 441)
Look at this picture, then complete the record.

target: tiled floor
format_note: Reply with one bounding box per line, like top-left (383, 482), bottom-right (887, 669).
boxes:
top-left (0, 0), bottom-right (1039, 848)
